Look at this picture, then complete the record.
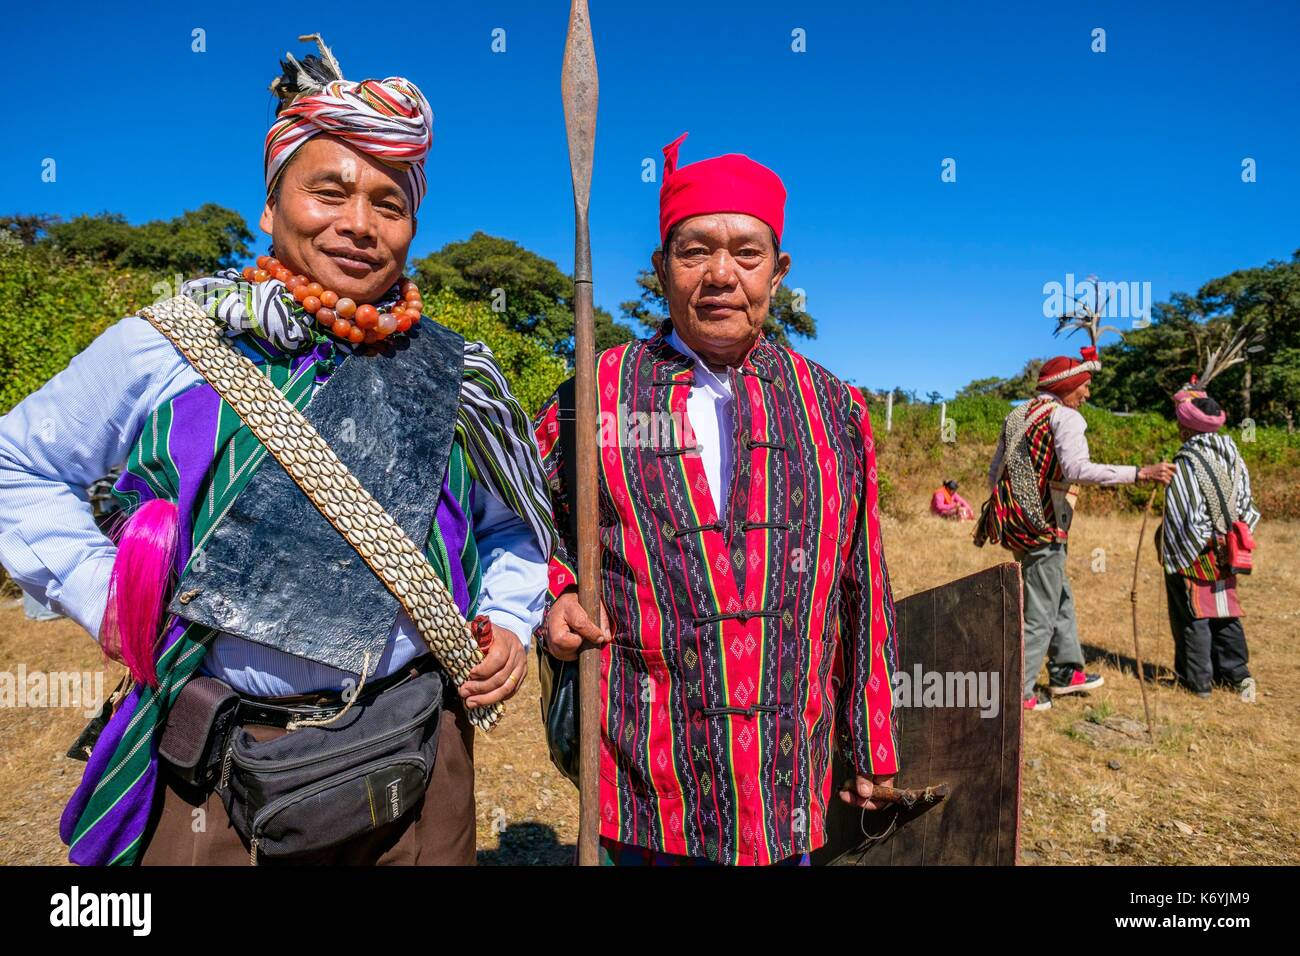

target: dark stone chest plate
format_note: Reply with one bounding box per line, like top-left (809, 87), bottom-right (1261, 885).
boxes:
top-left (167, 319), bottom-right (465, 676)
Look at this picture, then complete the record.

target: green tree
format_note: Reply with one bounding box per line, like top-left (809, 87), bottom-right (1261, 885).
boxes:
top-left (0, 214), bottom-right (60, 246)
top-left (43, 212), bottom-right (133, 263)
top-left (618, 268), bottom-right (816, 348)
top-left (42, 203), bottom-right (253, 277)
top-left (955, 376), bottom-right (1008, 399)
top-left (421, 289), bottom-right (568, 415)
top-left (411, 231), bottom-right (634, 362)
top-left (1092, 253), bottom-right (1300, 424)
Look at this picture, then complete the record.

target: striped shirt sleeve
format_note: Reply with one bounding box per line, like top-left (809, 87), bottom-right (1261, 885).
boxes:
top-left (457, 342), bottom-right (558, 562)
top-left (532, 386), bottom-right (579, 600)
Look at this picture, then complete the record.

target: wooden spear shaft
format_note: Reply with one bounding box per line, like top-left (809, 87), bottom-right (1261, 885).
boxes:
top-left (1129, 485), bottom-right (1160, 743)
top-left (561, 0), bottom-right (602, 866)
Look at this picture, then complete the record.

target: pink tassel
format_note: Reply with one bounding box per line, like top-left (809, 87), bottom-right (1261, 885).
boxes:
top-left (100, 499), bottom-right (178, 687)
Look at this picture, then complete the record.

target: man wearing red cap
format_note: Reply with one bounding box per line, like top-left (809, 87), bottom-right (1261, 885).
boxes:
top-left (977, 349), bottom-right (1174, 711)
top-left (533, 134), bottom-right (899, 865)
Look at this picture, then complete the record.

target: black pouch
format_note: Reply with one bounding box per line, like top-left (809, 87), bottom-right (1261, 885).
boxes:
top-left (220, 669), bottom-right (443, 863)
top-left (159, 676), bottom-right (239, 787)
top-left (66, 675), bottom-right (132, 762)
top-left (536, 642), bottom-right (580, 786)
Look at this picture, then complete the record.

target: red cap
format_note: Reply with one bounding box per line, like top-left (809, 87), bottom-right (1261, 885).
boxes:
top-left (658, 132), bottom-right (786, 244)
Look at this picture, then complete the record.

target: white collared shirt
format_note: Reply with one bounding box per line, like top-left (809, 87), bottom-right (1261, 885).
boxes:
top-left (667, 328), bottom-right (736, 516)
top-left (987, 392), bottom-right (1139, 489)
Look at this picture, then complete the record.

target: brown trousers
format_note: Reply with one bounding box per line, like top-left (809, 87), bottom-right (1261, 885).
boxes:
top-left (139, 693), bottom-right (476, 866)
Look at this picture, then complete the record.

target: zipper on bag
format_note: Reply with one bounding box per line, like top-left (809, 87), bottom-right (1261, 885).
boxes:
top-left (220, 739), bottom-right (235, 790)
top-left (231, 690), bottom-right (440, 775)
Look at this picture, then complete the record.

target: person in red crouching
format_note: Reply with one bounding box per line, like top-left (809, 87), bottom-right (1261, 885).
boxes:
top-left (931, 479), bottom-right (974, 519)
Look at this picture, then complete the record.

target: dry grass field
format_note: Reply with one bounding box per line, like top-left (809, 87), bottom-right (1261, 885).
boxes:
top-left (1, 507), bottom-right (1296, 866)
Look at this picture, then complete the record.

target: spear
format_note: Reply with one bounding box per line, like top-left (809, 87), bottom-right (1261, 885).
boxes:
top-left (1129, 485), bottom-right (1160, 743)
top-left (561, 0), bottom-right (602, 866)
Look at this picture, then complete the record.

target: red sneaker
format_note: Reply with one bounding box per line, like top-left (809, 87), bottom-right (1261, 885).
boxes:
top-left (1049, 669), bottom-right (1105, 696)
top-left (1023, 693), bottom-right (1052, 711)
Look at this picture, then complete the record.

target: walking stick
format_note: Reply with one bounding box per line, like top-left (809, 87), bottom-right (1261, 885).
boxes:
top-left (561, 0), bottom-right (602, 866)
top-left (1129, 485), bottom-right (1161, 743)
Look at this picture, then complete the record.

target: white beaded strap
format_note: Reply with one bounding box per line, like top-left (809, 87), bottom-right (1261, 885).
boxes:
top-left (1039, 359), bottom-right (1102, 387)
top-left (139, 295), bottom-right (500, 731)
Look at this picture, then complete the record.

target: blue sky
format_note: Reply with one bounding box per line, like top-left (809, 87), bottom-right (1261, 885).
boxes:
top-left (2, 1), bottom-right (1295, 395)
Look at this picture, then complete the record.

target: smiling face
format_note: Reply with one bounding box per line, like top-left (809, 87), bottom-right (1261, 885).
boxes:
top-left (652, 213), bottom-right (791, 368)
top-left (258, 135), bottom-right (417, 303)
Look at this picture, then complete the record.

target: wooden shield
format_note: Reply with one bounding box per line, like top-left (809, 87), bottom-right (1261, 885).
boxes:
top-left (814, 562), bottom-right (1024, 865)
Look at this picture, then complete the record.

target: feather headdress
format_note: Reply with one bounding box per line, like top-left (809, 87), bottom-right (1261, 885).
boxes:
top-left (270, 33), bottom-right (345, 112)
top-left (1052, 274), bottom-right (1123, 363)
top-left (1184, 317), bottom-right (1263, 389)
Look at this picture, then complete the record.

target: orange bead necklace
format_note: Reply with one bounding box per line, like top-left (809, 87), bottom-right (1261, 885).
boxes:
top-left (241, 255), bottom-right (422, 346)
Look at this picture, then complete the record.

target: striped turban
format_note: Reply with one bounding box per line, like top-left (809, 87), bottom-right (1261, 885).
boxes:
top-left (1173, 384), bottom-right (1227, 433)
top-left (265, 48), bottom-right (434, 212)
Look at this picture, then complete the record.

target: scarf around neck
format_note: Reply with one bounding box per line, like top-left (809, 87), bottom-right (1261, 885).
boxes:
top-left (182, 268), bottom-right (404, 352)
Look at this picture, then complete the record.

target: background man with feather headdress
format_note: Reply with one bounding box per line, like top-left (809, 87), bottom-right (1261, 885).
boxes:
top-left (976, 346), bottom-right (1176, 711)
top-left (1158, 383), bottom-right (1260, 700)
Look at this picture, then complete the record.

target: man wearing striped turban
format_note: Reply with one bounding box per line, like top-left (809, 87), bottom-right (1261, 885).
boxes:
top-left (0, 36), bottom-right (554, 866)
top-left (256, 40), bottom-right (433, 323)
top-left (1157, 384), bottom-right (1260, 700)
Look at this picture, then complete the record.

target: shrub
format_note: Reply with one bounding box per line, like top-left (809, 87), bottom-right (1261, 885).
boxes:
top-left (0, 243), bottom-right (158, 413)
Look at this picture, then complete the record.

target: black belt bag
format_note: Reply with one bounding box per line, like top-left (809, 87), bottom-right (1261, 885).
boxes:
top-left (213, 669), bottom-right (444, 864)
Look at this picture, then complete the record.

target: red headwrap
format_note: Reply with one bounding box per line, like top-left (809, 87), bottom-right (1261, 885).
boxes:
top-left (1038, 346), bottom-right (1102, 397)
top-left (658, 132), bottom-right (786, 244)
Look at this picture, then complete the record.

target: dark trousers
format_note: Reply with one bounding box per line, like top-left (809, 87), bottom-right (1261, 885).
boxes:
top-left (139, 694), bottom-right (476, 866)
top-left (1164, 572), bottom-right (1250, 693)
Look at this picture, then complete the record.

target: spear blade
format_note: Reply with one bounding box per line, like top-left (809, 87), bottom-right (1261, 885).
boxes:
top-left (562, 0), bottom-right (599, 226)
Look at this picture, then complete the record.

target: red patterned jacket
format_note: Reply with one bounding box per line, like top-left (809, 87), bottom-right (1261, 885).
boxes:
top-left (533, 329), bottom-right (899, 864)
